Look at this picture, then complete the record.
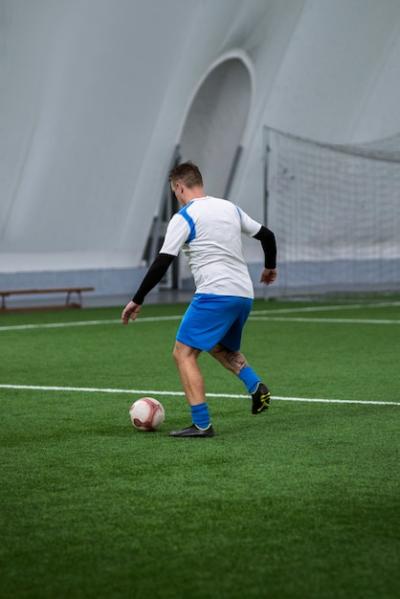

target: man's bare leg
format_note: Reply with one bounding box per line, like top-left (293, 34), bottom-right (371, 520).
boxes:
top-left (209, 344), bottom-right (271, 414)
top-left (172, 341), bottom-right (204, 406)
top-left (209, 344), bottom-right (248, 375)
top-left (170, 341), bottom-right (214, 436)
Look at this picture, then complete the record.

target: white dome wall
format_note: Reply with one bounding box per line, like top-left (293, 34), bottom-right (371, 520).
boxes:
top-left (262, 0), bottom-right (400, 143)
top-left (1, 0), bottom-right (400, 295)
top-left (229, 0), bottom-right (400, 261)
top-left (1, 0), bottom-right (209, 269)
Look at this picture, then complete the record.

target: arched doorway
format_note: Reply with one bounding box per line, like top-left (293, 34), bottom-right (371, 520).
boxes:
top-left (179, 57), bottom-right (252, 198)
top-left (146, 55), bottom-right (253, 291)
top-left (176, 56), bottom-right (252, 289)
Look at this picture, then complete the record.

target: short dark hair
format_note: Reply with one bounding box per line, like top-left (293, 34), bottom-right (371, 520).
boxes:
top-left (169, 161), bottom-right (203, 188)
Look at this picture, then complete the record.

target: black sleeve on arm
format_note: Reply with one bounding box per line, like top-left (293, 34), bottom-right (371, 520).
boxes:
top-left (132, 253), bottom-right (175, 305)
top-left (253, 226), bottom-right (277, 269)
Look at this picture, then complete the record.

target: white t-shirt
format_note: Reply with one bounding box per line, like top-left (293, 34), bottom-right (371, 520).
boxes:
top-left (159, 196), bottom-right (261, 299)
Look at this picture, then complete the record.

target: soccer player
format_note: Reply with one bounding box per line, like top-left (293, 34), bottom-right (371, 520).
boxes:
top-left (121, 162), bottom-right (277, 437)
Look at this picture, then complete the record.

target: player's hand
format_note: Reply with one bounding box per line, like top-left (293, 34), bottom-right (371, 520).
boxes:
top-left (260, 268), bottom-right (277, 285)
top-left (121, 301), bottom-right (141, 324)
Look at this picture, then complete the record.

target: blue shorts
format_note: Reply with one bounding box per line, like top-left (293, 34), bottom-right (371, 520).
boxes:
top-left (176, 293), bottom-right (253, 352)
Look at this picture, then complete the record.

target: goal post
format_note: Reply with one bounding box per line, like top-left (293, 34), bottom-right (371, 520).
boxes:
top-left (263, 126), bottom-right (400, 298)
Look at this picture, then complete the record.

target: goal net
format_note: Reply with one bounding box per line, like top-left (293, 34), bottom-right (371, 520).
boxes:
top-left (264, 127), bottom-right (400, 297)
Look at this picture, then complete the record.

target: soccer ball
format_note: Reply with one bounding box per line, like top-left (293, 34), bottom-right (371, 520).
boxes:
top-left (129, 397), bottom-right (165, 431)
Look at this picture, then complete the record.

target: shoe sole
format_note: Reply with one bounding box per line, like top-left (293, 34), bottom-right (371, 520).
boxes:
top-left (169, 426), bottom-right (215, 438)
top-left (169, 432), bottom-right (215, 438)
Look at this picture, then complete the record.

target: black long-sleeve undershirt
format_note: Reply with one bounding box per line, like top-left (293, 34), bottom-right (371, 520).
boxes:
top-left (253, 226), bottom-right (277, 269)
top-left (132, 253), bottom-right (175, 305)
top-left (132, 225), bottom-right (276, 305)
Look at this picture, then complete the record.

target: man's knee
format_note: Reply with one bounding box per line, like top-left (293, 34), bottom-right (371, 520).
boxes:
top-left (172, 344), bottom-right (179, 363)
top-left (172, 342), bottom-right (184, 363)
top-left (173, 341), bottom-right (200, 363)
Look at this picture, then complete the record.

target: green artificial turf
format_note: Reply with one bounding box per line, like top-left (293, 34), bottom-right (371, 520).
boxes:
top-left (1, 299), bottom-right (399, 598)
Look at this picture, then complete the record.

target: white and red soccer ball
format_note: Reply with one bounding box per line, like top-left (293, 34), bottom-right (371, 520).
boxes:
top-left (129, 397), bottom-right (165, 431)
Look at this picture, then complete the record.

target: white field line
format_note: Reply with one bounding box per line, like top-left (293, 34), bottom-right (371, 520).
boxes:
top-left (0, 383), bottom-right (398, 406)
top-left (250, 316), bottom-right (400, 325)
top-left (252, 301), bottom-right (400, 315)
top-left (1, 306), bottom-right (400, 332)
top-left (0, 315), bottom-right (180, 332)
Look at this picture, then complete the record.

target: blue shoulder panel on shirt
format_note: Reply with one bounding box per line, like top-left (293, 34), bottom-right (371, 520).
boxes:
top-left (235, 206), bottom-right (242, 223)
top-left (178, 203), bottom-right (196, 243)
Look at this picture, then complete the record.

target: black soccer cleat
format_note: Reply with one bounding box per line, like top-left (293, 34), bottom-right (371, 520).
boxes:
top-left (169, 424), bottom-right (215, 438)
top-left (251, 383), bottom-right (271, 414)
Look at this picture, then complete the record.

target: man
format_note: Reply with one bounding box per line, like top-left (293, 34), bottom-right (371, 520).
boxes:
top-left (121, 162), bottom-right (277, 438)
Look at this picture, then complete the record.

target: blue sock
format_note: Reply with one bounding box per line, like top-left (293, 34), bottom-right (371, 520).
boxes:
top-left (191, 402), bottom-right (210, 430)
top-left (238, 366), bottom-right (261, 394)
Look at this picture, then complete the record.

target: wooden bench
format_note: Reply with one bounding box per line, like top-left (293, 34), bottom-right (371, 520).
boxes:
top-left (0, 287), bottom-right (95, 311)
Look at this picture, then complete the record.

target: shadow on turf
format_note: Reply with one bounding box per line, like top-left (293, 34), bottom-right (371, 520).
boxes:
top-left (86, 410), bottom-right (279, 439)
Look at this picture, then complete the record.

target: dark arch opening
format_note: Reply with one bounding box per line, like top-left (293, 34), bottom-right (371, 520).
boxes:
top-left (179, 58), bottom-right (252, 198)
